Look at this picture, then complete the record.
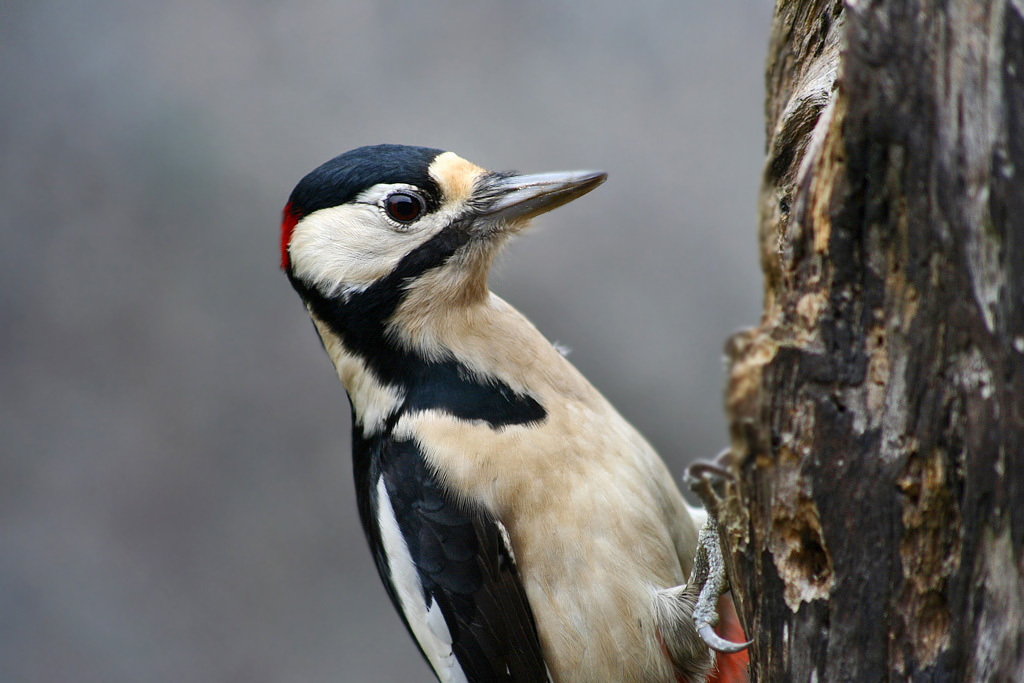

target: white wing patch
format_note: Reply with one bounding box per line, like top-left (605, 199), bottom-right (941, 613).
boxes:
top-left (495, 519), bottom-right (517, 564)
top-left (375, 477), bottom-right (468, 683)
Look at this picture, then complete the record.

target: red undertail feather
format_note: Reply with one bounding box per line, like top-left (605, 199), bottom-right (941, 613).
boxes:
top-left (706, 594), bottom-right (749, 683)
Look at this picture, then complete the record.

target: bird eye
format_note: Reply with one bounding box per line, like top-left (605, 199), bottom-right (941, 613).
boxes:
top-left (384, 192), bottom-right (425, 224)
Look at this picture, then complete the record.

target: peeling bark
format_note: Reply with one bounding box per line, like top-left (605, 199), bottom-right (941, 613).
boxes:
top-left (714, 0), bottom-right (1024, 680)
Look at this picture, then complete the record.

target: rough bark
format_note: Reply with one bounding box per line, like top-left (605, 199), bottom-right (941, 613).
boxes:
top-left (712, 0), bottom-right (1024, 680)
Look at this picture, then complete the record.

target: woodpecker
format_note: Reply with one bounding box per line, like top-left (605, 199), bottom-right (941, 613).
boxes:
top-left (281, 144), bottom-right (747, 682)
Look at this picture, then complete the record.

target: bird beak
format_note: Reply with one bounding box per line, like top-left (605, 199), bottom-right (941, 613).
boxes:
top-left (475, 170), bottom-right (607, 225)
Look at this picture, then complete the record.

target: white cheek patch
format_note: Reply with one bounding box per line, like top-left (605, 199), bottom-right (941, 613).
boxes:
top-left (375, 477), bottom-right (469, 683)
top-left (288, 175), bottom-right (483, 298)
top-left (289, 203), bottom-right (436, 296)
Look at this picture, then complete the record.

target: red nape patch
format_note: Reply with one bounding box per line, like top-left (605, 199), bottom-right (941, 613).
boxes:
top-left (280, 201), bottom-right (300, 270)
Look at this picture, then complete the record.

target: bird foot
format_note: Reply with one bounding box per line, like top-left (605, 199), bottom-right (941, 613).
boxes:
top-left (685, 452), bottom-right (751, 654)
top-left (689, 516), bottom-right (750, 653)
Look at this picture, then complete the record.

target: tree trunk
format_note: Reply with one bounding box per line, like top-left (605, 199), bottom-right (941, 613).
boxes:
top-left (713, 0), bottom-right (1024, 680)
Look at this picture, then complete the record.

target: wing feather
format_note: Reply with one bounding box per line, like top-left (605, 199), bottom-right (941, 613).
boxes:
top-left (362, 436), bottom-right (549, 682)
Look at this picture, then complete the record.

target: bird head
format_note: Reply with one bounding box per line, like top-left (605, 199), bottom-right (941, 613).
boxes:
top-left (281, 144), bottom-right (606, 308)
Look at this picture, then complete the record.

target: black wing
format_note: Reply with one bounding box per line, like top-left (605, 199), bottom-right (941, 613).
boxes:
top-left (354, 433), bottom-right (549, 682)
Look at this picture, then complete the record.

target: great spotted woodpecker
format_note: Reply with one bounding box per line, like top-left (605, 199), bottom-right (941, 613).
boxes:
top-left (281, 145), bottom-right (748, 682)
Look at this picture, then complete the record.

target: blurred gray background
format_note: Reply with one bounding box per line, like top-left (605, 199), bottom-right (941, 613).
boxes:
top-left (1, 1), bottom-right (771, 681)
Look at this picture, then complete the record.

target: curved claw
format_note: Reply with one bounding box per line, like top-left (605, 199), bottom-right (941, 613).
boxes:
top-left (697, 624), bottom-right (751, 654)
